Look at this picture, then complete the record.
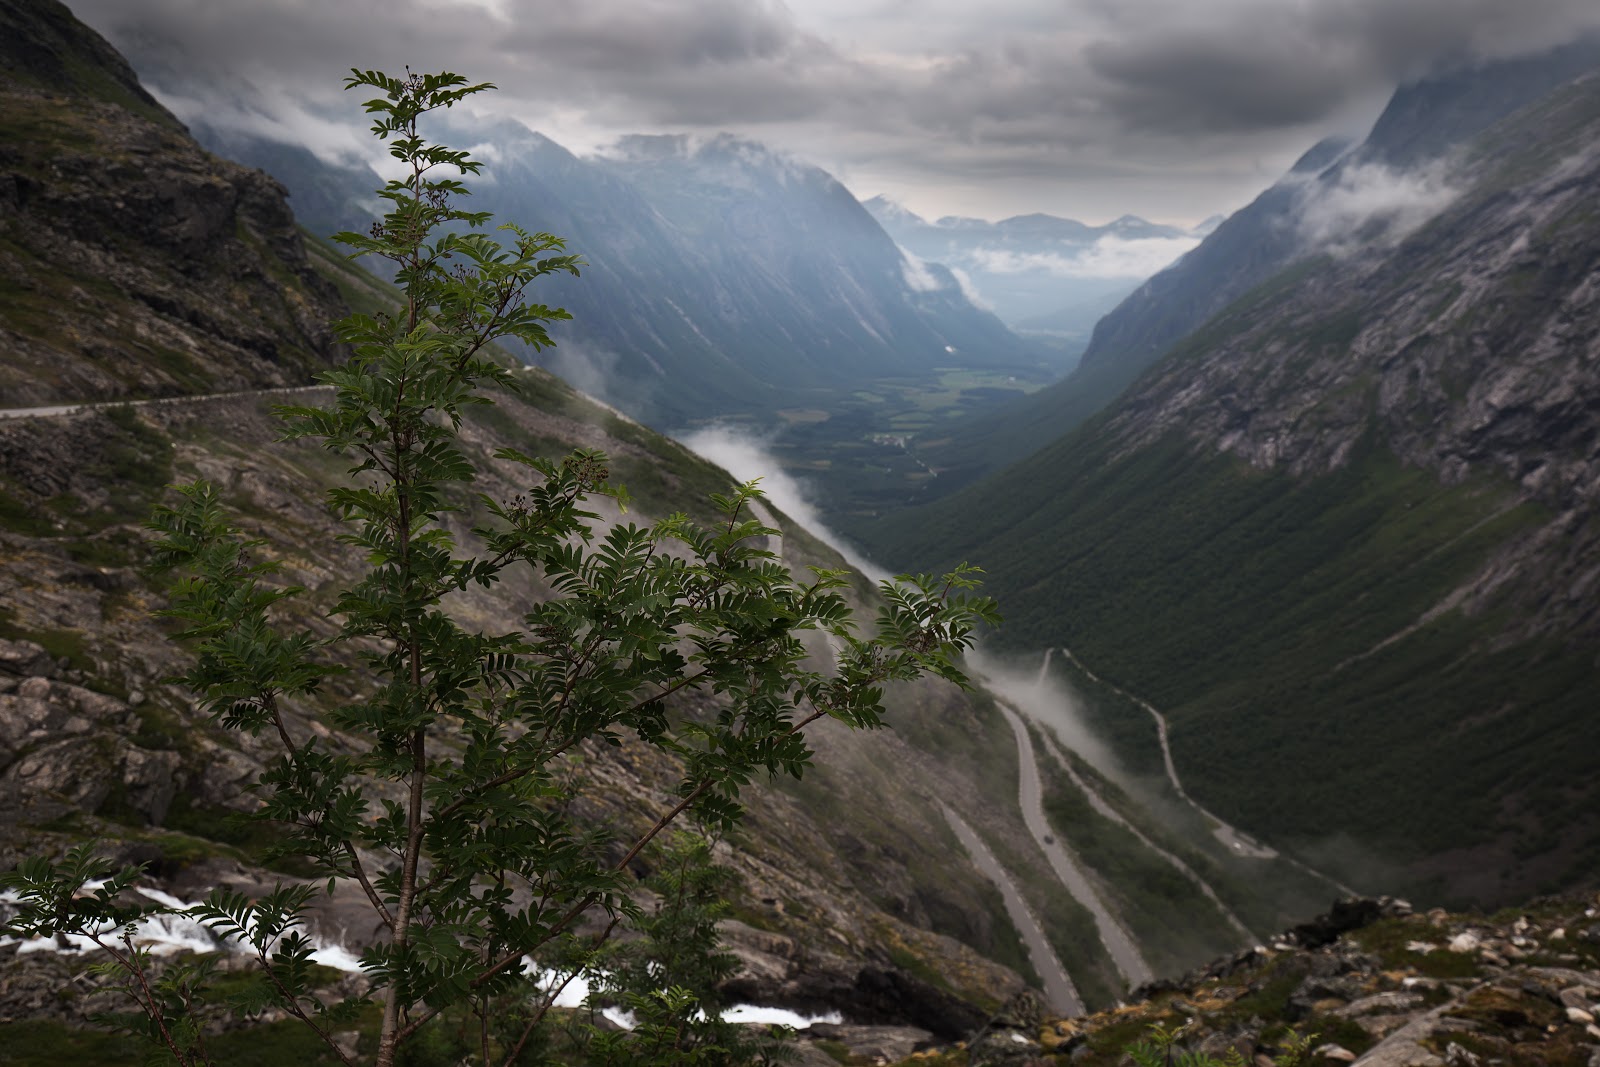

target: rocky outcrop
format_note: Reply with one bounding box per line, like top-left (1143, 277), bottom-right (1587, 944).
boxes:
top-left (906, 895), bottom-right (1600, 1067)
top-left (0, 0), bottom-right (345, 407)
top-left (0, 638), bottom-right (180, 827)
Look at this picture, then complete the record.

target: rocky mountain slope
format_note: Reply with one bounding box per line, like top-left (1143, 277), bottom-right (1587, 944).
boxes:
top-left (0, 378), bottom-right (1036, 1028)
top-left (0, 0), bottom-right (1047, 1037)
top-left (1, 3), bottom-right (1350, 1055)
top-left (871, 63), bottom-right (1600, 903)
top-left (24, 7), bottom-right (1596, 1060)
top-left (0, 0), bottom-right (346, 407)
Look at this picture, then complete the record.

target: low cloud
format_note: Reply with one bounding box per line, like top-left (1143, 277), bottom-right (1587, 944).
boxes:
top-left (962, 646), bottom-right (1127, 783)
top-left (899, 250), bottom-right (997, 312)
top-left (899, 249), bottom-right (944, 293)
top-left (967, 235), bottom-right (1201, 279)
top-left (1297, 161), bottom-right (1461, 254)
top-left (677, 424), bottom-right (889, 583)
top-left (948, 266), bottom-right (993, 311)
top-left (539, 339), bottom-right (661, 418)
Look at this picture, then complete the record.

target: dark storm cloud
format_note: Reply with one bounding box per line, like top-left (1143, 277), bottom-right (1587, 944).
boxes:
top-left (64, 0), bottom-right (1600, 221)
top-left (72, 0), bottom-right (831, 120)
top-left (1084, 0), bottom-right (1600, 134)
top-left (1085, 34), bottom-right (1361, 132)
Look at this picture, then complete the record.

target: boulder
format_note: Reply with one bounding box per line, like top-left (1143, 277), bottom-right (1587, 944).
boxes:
top-left (1290, 898), bottom-right (1407, 949)
top-left (967, 990), bottom-right (1050, 1067)
top-left (0, 638), bottom-right (54, 678)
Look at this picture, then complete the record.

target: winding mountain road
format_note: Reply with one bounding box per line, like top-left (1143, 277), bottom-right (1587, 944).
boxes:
top-left (1031, 726), bottom-right (1257, 946)
top-left (992, 698), bottom-right (1155, 991)
top-left (939, 803), bottom-right (1084, 1016)
top-left (1045, 647), bottom-right (1357, 898)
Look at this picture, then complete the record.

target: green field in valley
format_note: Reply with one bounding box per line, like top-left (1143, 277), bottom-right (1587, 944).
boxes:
top-left (717, 365), bottom-right (1054, 528)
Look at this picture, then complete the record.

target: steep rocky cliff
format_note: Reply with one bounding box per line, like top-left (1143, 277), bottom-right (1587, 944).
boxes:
top-left (0, 0), bottom-right (345, 406)
top-left (1101, 71), bottom-right (1600, 641)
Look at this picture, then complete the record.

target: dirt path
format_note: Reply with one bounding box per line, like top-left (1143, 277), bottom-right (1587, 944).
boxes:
top-left (0, 384), bottom-right (335, 421)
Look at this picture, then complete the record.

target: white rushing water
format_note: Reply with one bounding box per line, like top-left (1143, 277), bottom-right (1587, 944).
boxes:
top-left (1, 883), bottom-right (367, 971)
top-left (1, 886), bottom-right (839, 1031)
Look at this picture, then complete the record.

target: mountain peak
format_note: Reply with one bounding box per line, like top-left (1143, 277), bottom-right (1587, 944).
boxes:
top-left (864, 195), bottom-right (927, 227)
top-left (0, 0), bottom-right (180, 130)
top-left (1288, 135), bottom-right (1355, 176)
top-left (1362, 36), bottom-right (1600, 168)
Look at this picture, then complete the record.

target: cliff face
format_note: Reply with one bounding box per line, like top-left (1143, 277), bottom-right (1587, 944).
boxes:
top-left (1107, 73), bottom-right (1600, 641)
top-left (0, 0), bottom-right (344, 406)
top-left (883, 42), bottom-right (1600, 497)
top-left (1077, 38), bottom-right (1600, 397)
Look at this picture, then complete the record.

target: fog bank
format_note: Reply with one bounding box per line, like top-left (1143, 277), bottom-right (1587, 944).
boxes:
top-left (677, 423), bottom-right (889, 583)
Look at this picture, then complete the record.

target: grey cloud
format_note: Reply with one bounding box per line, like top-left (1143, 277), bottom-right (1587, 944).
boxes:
top-left (1083, 0), bottom-right (1600, 134)
top-left (1308, 0), bottom-right (1600, 70)
top-left (74, 0), bottom-right (821, 108)
top-left (496, 0), bottom-right (802, 71)
top-left (64, 0), bottom-right (1600, 223)
top-left (1086, 34), bottom-right (1361, 132)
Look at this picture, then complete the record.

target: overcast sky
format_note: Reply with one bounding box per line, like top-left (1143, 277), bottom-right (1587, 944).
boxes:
top-left (72, 0), bottom-right (1600, 226)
